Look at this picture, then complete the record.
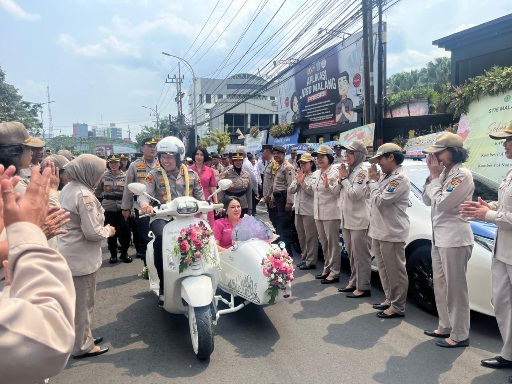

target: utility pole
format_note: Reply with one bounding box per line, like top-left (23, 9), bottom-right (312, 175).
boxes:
top-left (374, 0), bottom-right (385, 150)
top-left (362, 0), bottom-right (371, 125)
top-left (166, 62), bottom-right (185, 125)
top-left (47, 85), bottom-right (54, 139)
top-left (127, 124), bottom-right (131, 141)
top-left (368, 4), bottom-right (375, 124)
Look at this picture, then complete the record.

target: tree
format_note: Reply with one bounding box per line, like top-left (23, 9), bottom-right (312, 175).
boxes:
top-left (387, 57), bottom-right (451, 94)
top-left (0, 66), bottom-right (41, 134)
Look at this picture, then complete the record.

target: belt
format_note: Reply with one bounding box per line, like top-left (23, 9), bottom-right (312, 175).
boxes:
top-left (225, 190), bottom-right (246, 198)
top-left (273, 190), bottom-right (287, 198)
top-left (103, 195), bottom-right (122, 201)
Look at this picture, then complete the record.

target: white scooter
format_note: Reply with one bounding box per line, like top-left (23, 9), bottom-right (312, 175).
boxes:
top-left (128, 180), bottom-right (230, 360)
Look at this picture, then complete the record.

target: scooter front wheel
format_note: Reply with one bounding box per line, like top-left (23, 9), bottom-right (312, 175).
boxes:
top-left (188, 304), bottom-right (214, 360)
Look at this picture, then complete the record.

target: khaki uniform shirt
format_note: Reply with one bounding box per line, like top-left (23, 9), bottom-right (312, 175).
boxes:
top-left (334, 163), bottom-right (370, 230)
top-left (263, 160), bottom-right (277, 199)
top-left (139, 167), bottom-right (204, 207)
top-left (368, 166), bottom-right (410, 242)
top-left (288, 171), bottom-right (316, 216)
top-left (121, 157), bottom-right (159, 211)
top-left (59, 181), bottom-right (112, 276)
top-left (485, 168), bottom-right (512, 264)
top-left (0, 222), bottom-right (75, 384)
top-left (334, 156), bottom-right (344, 164)
top-left (219, 168), bottom-right (252, 210)
top-left (95, 169), bottom-right (126, 212)
top-left (273, 160), bottom-right (295, 205)
top-left (310, 166), bottom-right (340, 221)
top-left (422, 163), bottom-right (474, 248)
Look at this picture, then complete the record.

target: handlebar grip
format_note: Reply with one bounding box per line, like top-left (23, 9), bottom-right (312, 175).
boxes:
top-left (212, 203), bottom-right (224, 209)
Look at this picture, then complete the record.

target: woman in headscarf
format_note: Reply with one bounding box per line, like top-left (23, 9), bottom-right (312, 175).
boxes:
top-left (59, 154), bottom-right (115, 359)
top-left (42, 154), bottom-right (70, 191)
top-left (219, 153), bottom-right (252, 216)
top-left (335, 141), bottom-right (372, 298)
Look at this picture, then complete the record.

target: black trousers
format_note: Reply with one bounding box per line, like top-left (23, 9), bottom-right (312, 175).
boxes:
top-left (135, 209), bottom-right (151, 255)
top-left (104, 211), bottom-right (130, 257)
top-left (273, 194), bottom-right (293, 256)
top-left (128, 216), bottom-right (140, 252)
top-left (150, 219), bottom-right (167, 293)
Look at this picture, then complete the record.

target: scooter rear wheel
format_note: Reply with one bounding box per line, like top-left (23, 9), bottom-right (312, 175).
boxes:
top-left (188, 304), bottom-right (214, 360)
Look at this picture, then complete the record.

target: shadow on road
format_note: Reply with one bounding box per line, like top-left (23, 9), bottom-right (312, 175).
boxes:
top-left (471, 370), bottom-right (512, 383)
top-left (96, 274), bottom-right (140, 291)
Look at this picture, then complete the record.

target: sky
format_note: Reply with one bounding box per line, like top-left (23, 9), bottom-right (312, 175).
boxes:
top-left (0, 0), bottom-right (510, 139)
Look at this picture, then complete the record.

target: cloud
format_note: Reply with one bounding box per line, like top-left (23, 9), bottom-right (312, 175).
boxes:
top-left (454, 23), bottom-right (477, 33)
top-left (56, 33), bottom-right (141, 59)
top-left (0, 0), bottom-right (40, 21)
top-left (387, 49), bottom-right (450, 76)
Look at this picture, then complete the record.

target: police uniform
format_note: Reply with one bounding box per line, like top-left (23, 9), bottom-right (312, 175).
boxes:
top-left (219, 153), bottom-right (252, 216)
top-left (272, 147), bottom-right (296, 256)
top-left (96, 156), bottom-right (132, 264)
top-left (121, 138), bottom-right (159, 259)
top-left (263, 156), bottom-right (278, 229)
top-left (139, 164), bottom-right (204, 294)
top-left (368, 145), bottom-right (410, 316)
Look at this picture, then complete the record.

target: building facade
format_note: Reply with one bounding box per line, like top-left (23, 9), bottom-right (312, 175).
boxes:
top-left (72, 123), bottom-right (88, 138)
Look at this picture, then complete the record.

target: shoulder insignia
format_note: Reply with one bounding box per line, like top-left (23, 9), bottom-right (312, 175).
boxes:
top-left (386, 180), bottom-right (399, 192)
top-left (146, 175), bottom-right (154, 183)
top-left (136, 164), bottom-right (146, 170)
top-left (446, 177), bottom-right (462, 192)
top-left (356, 172), bottom-right (366, 184)
top-left (84, 201), bottom-right (95, 212)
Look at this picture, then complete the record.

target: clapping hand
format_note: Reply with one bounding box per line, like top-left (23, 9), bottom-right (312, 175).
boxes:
top-left (368, 164), bottom-right (380, 182)
top-left (459, 197), bottom-right (490, 221)
top-left (427, 154), bottom-right (444, 180)
top-left (338, 163), bottom-right (349, 178)
top-left (46, 161), bottom-right (60, 191)
top-left (321, 172), bottom-right (329, 188)
top-left (296, 169), bottom-right (305, 184)
top-left (42, 207), bottom-right (70, 240)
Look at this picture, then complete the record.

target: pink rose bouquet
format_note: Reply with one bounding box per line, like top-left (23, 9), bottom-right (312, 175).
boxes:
top-left (173, 221), bottom-right (216, 273)
top-left (261, 248), bottom-right (294, 304)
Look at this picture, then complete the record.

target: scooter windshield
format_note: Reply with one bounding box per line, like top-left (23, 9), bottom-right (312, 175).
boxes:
top-left (231, 215), bottom-right (274, 242)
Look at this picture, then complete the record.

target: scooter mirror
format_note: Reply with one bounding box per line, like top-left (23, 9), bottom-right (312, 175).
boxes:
top-left (128, 183), bottom-right (147, 196)
top-left (218, 179), bottom-right (233, 191)
top-left (278, 241), bottom-right (286, 250)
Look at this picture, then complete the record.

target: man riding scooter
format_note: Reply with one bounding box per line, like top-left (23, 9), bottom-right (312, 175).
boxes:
top-left (139, 137), bottom-right (205, 304)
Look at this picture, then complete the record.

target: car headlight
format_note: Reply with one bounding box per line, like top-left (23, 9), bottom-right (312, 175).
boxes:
top-left (474, 234), bottom-right (495, 253)
top-left (176, 201), bottom-right (198, 214)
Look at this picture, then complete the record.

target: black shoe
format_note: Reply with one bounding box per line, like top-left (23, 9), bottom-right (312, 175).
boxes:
top-left (109, 256), bottom-right (117, 264)
top-left (315, 273), bottom-right (329, 280)
top-left (299, 264), bottom-right (316, 270)
top-left (338, 286), bottom-right (356, 293)
top-left (296, 261), bottom-right (305, 267)
top-left (136, 252), bottom-right (145, 259)
top-left (120, 254), bottom-right (133, 263)
top-left (346, 290), bottom-right (371, 298)
top-left (321, 277), bottom-right (339, 284)
top-left (436, 338), bottom-right (469, 348)
top-left (376, 311), bottom-right (404, 319)
top-left (93, 337), bottom-right (103, 345)
top-left (481, 356), bottom-right (512, 369)
top-left (424, 330), bottom-right (450, 338)
top-left (73, 346), bottom-right (109, 359)
top-left (372, 303), bottom-right (390, 311)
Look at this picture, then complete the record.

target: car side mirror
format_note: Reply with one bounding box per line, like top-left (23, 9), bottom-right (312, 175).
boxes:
top-left (128, 183), bottom-right (146, 196)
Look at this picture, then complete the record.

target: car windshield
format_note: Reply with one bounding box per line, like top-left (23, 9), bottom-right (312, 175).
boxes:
top-left (402, 163), bottom-right (430, 193)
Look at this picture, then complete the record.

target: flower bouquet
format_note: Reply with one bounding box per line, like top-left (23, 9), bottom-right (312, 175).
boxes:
top-left (261, 247), bottom-right (294, 305)
top-left (173, 221), bottom-right (217, 273)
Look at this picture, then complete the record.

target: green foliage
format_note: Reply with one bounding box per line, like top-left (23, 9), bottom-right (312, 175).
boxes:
top-left (450, 66), bottom-right (512, 117)
top-left (387, 57), bottom-right (451, 94)
top-left (385, 87), bottom-right (440, 113)
top-left (391, 135), bottom-right (408, 150)
top-left (48, 135), bottom-right (136, 153)
top-left (269, 123), bottom-right (293, 138)
top-left (209, 129), bottom-right (231, 153)
top-left (249, 126), bottom-right (260, 138)
top-left (0, 66), bottom-right (41, 133)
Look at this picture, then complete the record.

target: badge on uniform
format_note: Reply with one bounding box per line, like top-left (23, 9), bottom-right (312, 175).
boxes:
top-left (356, 172), bottom-right (365, 185)
top-left (136, 164), bottom-right (146, 170)
top-left (146, 175), bottom-right (154, 183)
top-left (84, 201), bottom-right (95, 212)
top-left (386, 180), bottom-right (399, 192)
top-left (105, 185), bottom-right (112, 192)
top-left (446, 177), bottom-right (462, 192)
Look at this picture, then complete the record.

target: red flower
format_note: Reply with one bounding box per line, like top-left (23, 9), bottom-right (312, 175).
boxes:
top-left (180, 241), bottom-right (190, 253)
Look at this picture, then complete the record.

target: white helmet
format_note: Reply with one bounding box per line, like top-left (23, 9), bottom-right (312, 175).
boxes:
top-left (156, 136), bottom-right (186, 166)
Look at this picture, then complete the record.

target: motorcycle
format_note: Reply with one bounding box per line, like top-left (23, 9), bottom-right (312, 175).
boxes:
top-left (128, 180), bottom-right (230, 360)
top-left (128, 179), bottom-right (293, 360)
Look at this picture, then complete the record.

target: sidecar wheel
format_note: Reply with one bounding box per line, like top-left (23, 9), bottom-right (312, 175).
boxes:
top-left (188, 304), bottom-right (214, 360)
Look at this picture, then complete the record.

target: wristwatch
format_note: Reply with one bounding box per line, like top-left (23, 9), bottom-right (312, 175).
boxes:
top-left (338, 176), bottom-right (348, 184)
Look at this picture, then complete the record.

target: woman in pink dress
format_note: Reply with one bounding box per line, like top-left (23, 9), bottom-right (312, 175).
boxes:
top-left (189, 147), bottom-right (218, 227)
top-left (213, 197), bottom-right (242, 251)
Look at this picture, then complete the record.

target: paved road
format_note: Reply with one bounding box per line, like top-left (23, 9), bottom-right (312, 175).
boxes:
top-left (52, 212), bottom-right (509, 384)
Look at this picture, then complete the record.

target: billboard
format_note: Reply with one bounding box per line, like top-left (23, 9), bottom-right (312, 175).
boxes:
top-left (405, 131), bottom-right (444, 156)
top-left (278, 24), bottom-right (381, 130)
top-left (338, 123), bottom-right (374, 148)
top-left (457, 92), bottom-right (512, 189)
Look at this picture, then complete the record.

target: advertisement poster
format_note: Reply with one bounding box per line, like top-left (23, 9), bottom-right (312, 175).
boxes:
top-left (405, 131), bottom-right (444, 156)
top-left (338, 123), bottom-right (374, 148)
top-left (385, 100), bottom-right (429, 118)
top-left (245, 130), bottom-right (268, 153)
top-left (95, 145), bottom-right (113, 157)
top-left (457, 92), bottom-right (512, 189)
top-left (278, 24), bottom-right (381, 130)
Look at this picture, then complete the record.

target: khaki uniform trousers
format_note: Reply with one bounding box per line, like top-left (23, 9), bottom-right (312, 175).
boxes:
top-left (372, 239), bottom-right (408, 315)
top-left (295, 214), bottom-right (318, 267)
top-left (344, 228), bottom-right (372, 291)
top-left (72, 272), bottom-right (97, 356)
top-left (432, 245), bottom-right (472, 341)
top-left (492, 258), bottom-right (512, 360)
top-left (316, 219), bottom-right (341, 278)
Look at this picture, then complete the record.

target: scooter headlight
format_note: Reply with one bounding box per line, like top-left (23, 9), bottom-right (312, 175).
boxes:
top-left (176, 201), bottom-right (198, 214)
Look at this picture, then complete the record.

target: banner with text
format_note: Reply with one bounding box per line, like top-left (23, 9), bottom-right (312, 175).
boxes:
top-left (457, 92), bottom-right (512, 189)
top-left (405, 131), bottom-right (444, 156)
top-left (245, 130), bottom-right (268, 153)
top-left (338, 123), bottom-right (375, 148)
top-left (268, 128), bottom-right (300, 146)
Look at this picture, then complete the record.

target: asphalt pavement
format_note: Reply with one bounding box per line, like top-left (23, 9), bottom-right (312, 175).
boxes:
top-left (51, 207), bottom-right (510, 384)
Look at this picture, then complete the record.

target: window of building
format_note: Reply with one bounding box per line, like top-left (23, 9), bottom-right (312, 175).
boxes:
top-left (205, 94), bottom-right (212, 104)
top-left (224, 113), bottom-right (246, 133)
top-left (249, 114), bottom-right (272, 127)
top-left (269, 96), bottom-right (276, 100)
top-left (217, 94), bottom-right (223, 99)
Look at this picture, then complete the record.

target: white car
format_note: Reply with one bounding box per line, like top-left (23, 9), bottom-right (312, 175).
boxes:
top-left (372, 159), bottom-right (496, 316)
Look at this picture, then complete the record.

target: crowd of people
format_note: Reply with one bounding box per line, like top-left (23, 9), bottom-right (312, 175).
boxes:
top-left (0, 119), bottom-right (511, 383)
